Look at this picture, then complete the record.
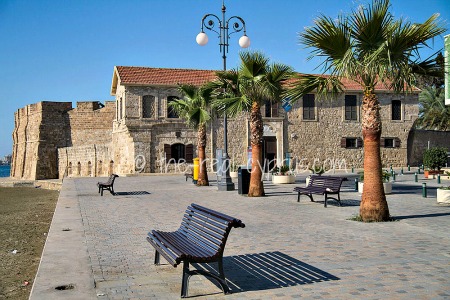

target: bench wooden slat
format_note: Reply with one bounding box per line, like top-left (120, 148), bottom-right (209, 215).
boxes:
top-left (146, 203), bottom-right (245, 297)
top-left (179, 224), bottom-right (222, 252)
top-left (179, 225), bottom-right (222, 252)
top-left (158, 231), bottom-right (215, 260)
top-left (188, 204), bottom-right (244, 228)
top-left (183, 212), bottom-right (229, 231)
top-left (181, 217), bottom-right (225, 241)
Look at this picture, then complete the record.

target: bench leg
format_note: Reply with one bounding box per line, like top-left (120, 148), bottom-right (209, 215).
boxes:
top-left (218, 259), bottom-right (231, 294)
top-left (181, 262), bottom-right (190, 298)
top-left (154, 250), bottom-right (160, 265)
top-left (100, 188), bottom-right (104, 196)
top-left (297, 193), bottom-right (300, 202)
top-left (324, 193), bottom-right (327, 208)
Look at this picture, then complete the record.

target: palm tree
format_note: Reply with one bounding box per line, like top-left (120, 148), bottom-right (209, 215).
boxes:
top-left (212, 51), bottom-right (293, 197)
top-left (169, 84), bottom-right (213, 186)
top-left (286, 0), bottom-right (445, 221)
top-left (415, 86), bottom-right (450, 131)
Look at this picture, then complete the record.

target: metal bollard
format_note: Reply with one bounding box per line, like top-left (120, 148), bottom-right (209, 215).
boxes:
top-left (422, 183), bottom-right (427, 198)
top-left (437, 174), bottom-right (441, 184)
top-left (400, 167), bottom-right (403, 175)
top-left (417, 168), bottom-right (421, 174)
top-left (392, 172), bottom-right (396, 181)
top-left (355, 178), bottom-right (358, 191)
top-left (414, 172), bottom-right (418, 182)
top-left (352, 167), bottom-right (354, 173)
top-left (408, 165), bottom-right (410, 171)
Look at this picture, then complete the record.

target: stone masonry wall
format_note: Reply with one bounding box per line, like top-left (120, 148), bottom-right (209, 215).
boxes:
top-left (11, 101), bottom-right (72, 180)
top-left (286, 92), bottom-right (418, 170)
top-left (67, 101), bottom-right (115, 146)
top-left (58, 144), bottom-right (112, 178)
top-left (407, 129), bottom-right (450, 166)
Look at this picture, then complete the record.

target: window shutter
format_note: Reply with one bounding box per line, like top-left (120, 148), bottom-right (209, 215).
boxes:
top-left (341, 137), bottom-right (347, 148)
top-left (394, 138), bottom-right (401, 148)
top-left (272, 102), bottom-right (279, 117)
top-left (357, 137), bottom-right (363, 148)
top-left (380, 137), bottom-right (385, 148)
top-left (185, 144), bottom-right (194, 163)
top-left (164, 144), bottom-right (171, 163)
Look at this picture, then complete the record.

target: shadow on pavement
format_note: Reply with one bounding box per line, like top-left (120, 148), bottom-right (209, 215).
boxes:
top-left (192, 251), bottom-right (339, 294)
top-left (113, 191), bottom-right (151, 196)
top-left (393, 212), bottom-right (450, 220)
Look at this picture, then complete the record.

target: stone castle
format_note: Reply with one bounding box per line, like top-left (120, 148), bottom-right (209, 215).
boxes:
top-left (10, 66), bottom-right (450, 180)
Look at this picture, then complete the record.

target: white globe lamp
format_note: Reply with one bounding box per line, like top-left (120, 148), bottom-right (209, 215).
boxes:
top-left (196, 32), bottom-right (209, 46)
top-left (238, 35), bottom-right (250, 48)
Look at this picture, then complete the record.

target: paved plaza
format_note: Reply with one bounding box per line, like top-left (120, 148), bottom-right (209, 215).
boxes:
top-left (30, 172), bottom-right (450, 299)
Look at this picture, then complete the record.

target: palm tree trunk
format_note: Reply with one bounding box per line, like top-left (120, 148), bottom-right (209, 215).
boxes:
top-left (360, 91), bottom-right (390, 221)
top-left (197, 123), bottom-right (209, 186)
top-left (248, 102), bottom-right (265, 197)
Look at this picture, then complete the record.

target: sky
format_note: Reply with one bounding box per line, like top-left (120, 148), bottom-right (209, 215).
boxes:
top-left (0, 0), bottom-right (449, 157)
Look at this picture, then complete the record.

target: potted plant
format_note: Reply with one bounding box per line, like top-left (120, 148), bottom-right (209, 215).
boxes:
top-left (437, 186), bottom-right (450, 204)
top-left (358, 170), bottom-right (392, 194)
top-left (272, 165), bottom-right (296, 184)
top-left (423, 147), bottom-right (447, 178)
top-left (229, 162), bottom-right (238, 178)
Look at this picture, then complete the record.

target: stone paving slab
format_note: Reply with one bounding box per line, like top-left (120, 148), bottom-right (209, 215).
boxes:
top-left (31, 173), bottom-right (450, 299)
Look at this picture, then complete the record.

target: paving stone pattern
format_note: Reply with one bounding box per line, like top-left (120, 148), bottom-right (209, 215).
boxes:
top-left (45, 172), bottom-right (450, 299)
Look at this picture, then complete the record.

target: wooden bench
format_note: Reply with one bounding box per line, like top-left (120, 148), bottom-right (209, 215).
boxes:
top-left (146, 203), bottom-right (245, 298)
top-left (294, 175), bottom-right (346, 207)
top-left (96, 174), bottom-right (119, 196)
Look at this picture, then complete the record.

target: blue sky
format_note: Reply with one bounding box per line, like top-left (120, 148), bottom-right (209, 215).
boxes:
top-left (0, 0), bottom-right (449, 157)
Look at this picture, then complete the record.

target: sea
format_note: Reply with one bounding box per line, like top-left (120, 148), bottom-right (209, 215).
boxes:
top-left (0, 165), bottom-right (11, 178)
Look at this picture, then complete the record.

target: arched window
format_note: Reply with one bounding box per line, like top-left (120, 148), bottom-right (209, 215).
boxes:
top-left (143, 95), bottom-right (155, 118)
top-left (87, 161), bottom-right (92, 176)
top-left (77, 162), bottom-right (81, 176)
top-left (167, 96), bottom-right (179, 118)
top-left (68, 162), bottom-right (72, 175)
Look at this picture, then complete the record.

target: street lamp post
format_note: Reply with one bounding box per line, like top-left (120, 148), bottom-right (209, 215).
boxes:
top-left (196, 1), bottom-right (250, 191)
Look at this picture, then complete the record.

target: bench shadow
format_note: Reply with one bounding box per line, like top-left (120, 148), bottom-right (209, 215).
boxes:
top-left (393, 212), bottom-right (450, 220)
top-left (113, 191), bottom-right (151, 196)
top-left (192, 251), bottom-right (339, 294)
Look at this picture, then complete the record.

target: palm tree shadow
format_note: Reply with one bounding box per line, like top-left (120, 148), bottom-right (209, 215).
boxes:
top-left (192, 251), bottom-right (339, 294)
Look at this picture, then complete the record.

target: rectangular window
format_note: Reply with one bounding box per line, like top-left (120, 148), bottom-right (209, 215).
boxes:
top-left (392, 100), bottom-right (401, 120)
top-left (345, 95), bottom-right (357, 121)
top-left (303, 94), bottom-right (315, 120)
top-left (264, 100), bottom-right (279, 117)
top-left (381, 137), bottom-right (401, 148)
top-left (142, 95), bottom-right (155, 118)
top-left (384, 138), bottom-right (394, 148)
top-left (341, 137), bottom-right (363, 149)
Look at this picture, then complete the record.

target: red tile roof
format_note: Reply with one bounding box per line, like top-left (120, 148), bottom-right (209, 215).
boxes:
top-left (111, 66), bottom-right (420, 94)
top-left (115, 66), bottom-right (216, 86)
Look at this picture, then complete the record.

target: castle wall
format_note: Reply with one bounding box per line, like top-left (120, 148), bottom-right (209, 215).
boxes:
top-left (11, 102), bottom-right (72, 180)
top-left (67, 101), bottom-right (115, 146)
top-left (58, 144), bottom-right (112, 178)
